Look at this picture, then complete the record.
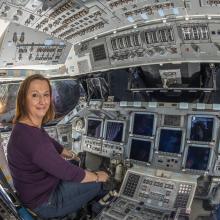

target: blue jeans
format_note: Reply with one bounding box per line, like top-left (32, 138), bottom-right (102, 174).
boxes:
top-left (214, 205), bottom-right (220, 220)
top-left (33, 181), bottom-right (102, 219)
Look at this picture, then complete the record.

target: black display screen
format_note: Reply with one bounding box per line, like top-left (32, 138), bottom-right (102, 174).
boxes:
top-left (158, 129), bottom-right (182, 154)
top-left (87, 119), bottom-right (102, 138)
top-left (130, 139), bottom-right (151, 163)
top-left (185, 146), bottom-right (210, 171)
top-left (106, 121), bottom-right (124, 142)
top-left (190, 116), bottom-right (214, 142)
top-left (132, 113), bottom-right (154, 137)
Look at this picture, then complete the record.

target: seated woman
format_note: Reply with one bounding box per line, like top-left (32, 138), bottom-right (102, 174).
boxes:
top-left (7, 74), bottom-right (109, 219)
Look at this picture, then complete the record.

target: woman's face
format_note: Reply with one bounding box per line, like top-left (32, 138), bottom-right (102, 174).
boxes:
top-left (26, 79), bottom-right (51, 122)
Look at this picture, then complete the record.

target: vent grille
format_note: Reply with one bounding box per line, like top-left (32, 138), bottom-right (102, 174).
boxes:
top-left (92, 44), bottom-right (107, 61)
top-left (164, 115), bottom-right (181, 127)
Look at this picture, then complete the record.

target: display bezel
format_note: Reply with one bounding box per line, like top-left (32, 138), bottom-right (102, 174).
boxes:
top-left (155, 127), bottom-right (185, 155)
top-left (128, 136), bottom-right (153, 166)
top-left (86, 117), bottom-right (103, 139)
top-left (130, 112), bottom-right (157, 138)
top-left (161, 114), bottom-right (184, 127)
top-left (187, 115), bottom-right (218, 144)
top-left (182, 144), bottom-right (213, 173)
top-left (103, 119), bottom-right (126, 143)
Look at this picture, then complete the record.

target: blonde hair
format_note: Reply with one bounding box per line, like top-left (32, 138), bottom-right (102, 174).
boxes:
top-left (13, 74), bottom-right (55, 124)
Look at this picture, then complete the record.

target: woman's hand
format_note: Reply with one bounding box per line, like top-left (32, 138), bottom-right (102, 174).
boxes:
top-left (95, 171), bottom-right (109, 182)
top-left (81, 170), bottom-right (109, 183)
top-left (61, 148), bottom-right (80, 161)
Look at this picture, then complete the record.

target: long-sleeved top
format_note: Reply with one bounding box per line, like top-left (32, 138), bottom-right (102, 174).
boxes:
top-left (7, 122), bottom-right (85, 209)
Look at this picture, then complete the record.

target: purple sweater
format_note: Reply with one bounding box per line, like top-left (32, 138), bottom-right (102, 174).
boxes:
top-left (7, 123), bottom-right (85, 209)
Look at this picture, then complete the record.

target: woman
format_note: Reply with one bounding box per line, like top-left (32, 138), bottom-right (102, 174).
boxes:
top-left (7, 74), bottom-right (109, 219)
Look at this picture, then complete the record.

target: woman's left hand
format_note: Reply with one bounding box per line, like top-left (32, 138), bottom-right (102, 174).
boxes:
top-left (61, 149), bottom-right (80, 161)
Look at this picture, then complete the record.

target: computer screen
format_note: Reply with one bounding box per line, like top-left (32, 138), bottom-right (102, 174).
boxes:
top-left (185, 145), bottom-right (211, 171)
top-left (132, 113), bottom-right (154, 137)
top-left (87, 119), bottom-right (102, 138)
top-left (129, 138), bottom-right (152, 163)
top-left (158, 129), bottom-right (183, 154)
top-left (190, 116), bottom-right (214, 142)
top-left (105, 121), bottom-right (124, 142)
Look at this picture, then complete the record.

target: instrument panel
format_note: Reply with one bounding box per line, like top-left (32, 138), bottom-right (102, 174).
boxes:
top-left (95, 167), bottom-right (197, 220)
top-left (1, 0), bottom-right (220, 45)
top-left (79, 101), bottom-right (220, 177)
top-left (0, 1), bottom-right (220, 219)
top-left (74, 19), bottom-right (220, 74)
top-left (0, 22), bottom-right (72, 67)
top-left (0, 101), bottom-right (219, 219)
top-left (1, 0), bottom-right (220, 74)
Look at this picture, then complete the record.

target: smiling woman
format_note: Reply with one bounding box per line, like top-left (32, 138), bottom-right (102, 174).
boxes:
top-left (7, 74), bottom-right (109, 219)
top-left (22, 79), bottom-right (51, 127)
top-left (13, 74), bottom-right (54, 126)
top-left (20, 80), bottom-right (51, 127)
top-left (0, 79), bottom-right (79, 128)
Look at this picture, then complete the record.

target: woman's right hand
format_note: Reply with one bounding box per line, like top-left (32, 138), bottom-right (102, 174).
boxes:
top-left (82, 170), bottom-right (109, 183)
top-left (96, 171), bottom-right (109, 182)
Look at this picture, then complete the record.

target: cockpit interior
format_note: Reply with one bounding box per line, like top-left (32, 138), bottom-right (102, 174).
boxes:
top-left (1, 0), bottom-right (220, 220)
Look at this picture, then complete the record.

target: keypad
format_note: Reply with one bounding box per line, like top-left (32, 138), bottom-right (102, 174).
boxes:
top-left (174, 184), bottom-right (193, 208)
top-left (122, 173), bottom-right (140, 197)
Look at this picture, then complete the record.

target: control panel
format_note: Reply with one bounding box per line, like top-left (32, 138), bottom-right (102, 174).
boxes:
top-left (2, 1), bottom-right (220, 74)
top-left (56, 123), bottom-right (72, 149)
top-left (0, 22), bottom-right (71, 67)
top-left (82, 136), bottom-right (102, 154)
top-left (96, 166), bottom-right (197, 220)
top-left (0, 1), bottom-right (219, 46)
top-left (82, 136), bottom-right (125, 159)
top-left (0, 0), bottom-right (108, 44)
top-left (102, 141), bottom-right (124, 158)
top-left (44, 125), bottom-right (58, 141)
top-left (81, 115), bottom-right (127, 159)
top-left (96, 198), bottom-right (172, 220)
top-left (153, 153), bottom-right (183, 171)
top-left (0, 123), bottom-right (73, 157)
top-left (74, 19), bottom-right (220, 74)
top-left (79, 101), bottom-right (220, 177)
top-left (120, 168), bottom-right (196, 211)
